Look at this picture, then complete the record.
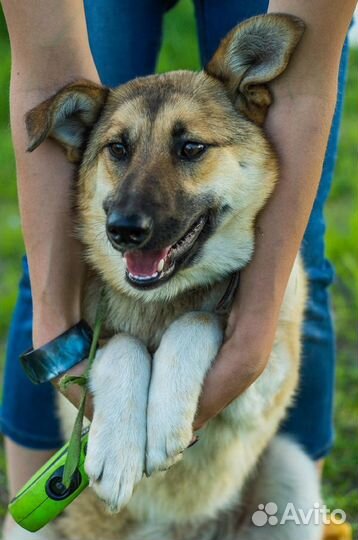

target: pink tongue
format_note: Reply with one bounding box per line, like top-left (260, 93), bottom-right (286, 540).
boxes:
top-left (124, 247), bottom-right (170, 277)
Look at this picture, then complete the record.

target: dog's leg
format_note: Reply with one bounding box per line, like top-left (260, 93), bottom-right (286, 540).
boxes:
top-left (85, 334), bottom-right (151, 512)
top-left (237, 436), bottom-right (323, 540)
top-left (146, 312), bottom-right (223, 476)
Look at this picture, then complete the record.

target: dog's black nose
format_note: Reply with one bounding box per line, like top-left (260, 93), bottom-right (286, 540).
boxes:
top-left (106, 211), bottom-right (153, 249)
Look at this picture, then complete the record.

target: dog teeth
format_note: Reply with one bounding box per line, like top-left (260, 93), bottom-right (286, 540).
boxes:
top-left (128, 272), bottom-right (158, 281)
top-left (157, 258), bottom-right (165, 272)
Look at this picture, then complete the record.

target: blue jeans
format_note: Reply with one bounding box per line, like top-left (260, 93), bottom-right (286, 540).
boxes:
top-left (0, 0), bottom-right (349, 458)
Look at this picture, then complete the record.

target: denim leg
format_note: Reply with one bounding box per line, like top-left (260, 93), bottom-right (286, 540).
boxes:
top-left (193, 0), bottom-right (269, 65)
top-left (84, 0), bottom-right (166, 86)
top-left (0, 258), bottom-right (63, 449)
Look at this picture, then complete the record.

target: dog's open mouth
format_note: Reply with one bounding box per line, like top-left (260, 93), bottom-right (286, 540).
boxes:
top-left (124, 214), bottom-right (208, 289)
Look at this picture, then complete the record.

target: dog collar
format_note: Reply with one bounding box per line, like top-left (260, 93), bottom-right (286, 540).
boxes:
top-left (215, 271), bottom-right (240, 315)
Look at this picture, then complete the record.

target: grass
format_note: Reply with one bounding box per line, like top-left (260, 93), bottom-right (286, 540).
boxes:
top-left (0, 0), bottom-right (357, 533)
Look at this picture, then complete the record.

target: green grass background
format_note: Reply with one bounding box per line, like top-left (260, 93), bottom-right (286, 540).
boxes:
top-left (0, 0), bottom-right (357, 533)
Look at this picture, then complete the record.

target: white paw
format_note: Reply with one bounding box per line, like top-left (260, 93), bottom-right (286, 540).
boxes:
top-left (145, 312), bottom-right (222, 476)
top-left (85, 335), bottom-right (151, 512)
top-left (145, 405), bottom-right (193, 476)
top-left (85, 419), bottom-right (145, 512)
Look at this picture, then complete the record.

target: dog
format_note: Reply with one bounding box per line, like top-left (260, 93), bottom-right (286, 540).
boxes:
top-left (26, 14), bottom-right (323, 540)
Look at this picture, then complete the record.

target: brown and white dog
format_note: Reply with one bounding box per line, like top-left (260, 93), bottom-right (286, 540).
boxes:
top-left (26, 14), bottom-right (322, 540)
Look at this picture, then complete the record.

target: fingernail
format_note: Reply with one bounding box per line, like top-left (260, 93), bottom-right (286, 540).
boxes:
top-left (188, 435), bottom-right (199, 448)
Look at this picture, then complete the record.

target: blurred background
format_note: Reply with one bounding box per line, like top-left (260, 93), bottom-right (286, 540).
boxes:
top-left (0, 0), bottom-right (357, 534)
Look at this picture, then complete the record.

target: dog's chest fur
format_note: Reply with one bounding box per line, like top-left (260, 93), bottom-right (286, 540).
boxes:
top-left (83, 276), bottom-right (231, 351)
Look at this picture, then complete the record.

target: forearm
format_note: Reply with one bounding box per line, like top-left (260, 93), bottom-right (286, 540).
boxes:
top-left (232, 0), bottom-right (354, 330)
top-left (196, 93), bottom-right (340, 427)
top-left (11, 123), bottom-right (84, 346)
top-left (233, 95), bottom-right (336, 329)
top-left (195, 0), bottom-right (355, 427)
top-left (2, 0), bottom-right (100, 346)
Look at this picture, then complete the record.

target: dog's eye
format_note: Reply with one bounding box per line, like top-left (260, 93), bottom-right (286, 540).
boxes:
top-left (108, 142), bottom-right (127, 160)
top-left (179, 142), bottom-right (207, 160)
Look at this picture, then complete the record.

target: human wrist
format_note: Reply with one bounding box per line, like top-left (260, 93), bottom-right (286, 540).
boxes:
top-left (32, 286), bottom-right (84, 348)
top-left (227, 277), bottom-right (281, 341)
top-left (33, 312), bottom-right (81, 349)
top-left (31, 292), bottom-right (84, 349)
top-left (224, 288), bottom-right (280, 382)
top-left (28, 239), bottom-right (86, 349)
top-left (231, 311), bottom-right (275, 360)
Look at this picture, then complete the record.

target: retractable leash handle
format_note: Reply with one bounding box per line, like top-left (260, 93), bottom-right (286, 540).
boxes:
top-left (9, 428), bottom-right (89, 532)
top-left (10, 291), bottom-right (106, 532)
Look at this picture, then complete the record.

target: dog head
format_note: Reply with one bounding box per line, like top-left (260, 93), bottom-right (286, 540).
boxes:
top-left (26, 14), bottom-right (304, 301)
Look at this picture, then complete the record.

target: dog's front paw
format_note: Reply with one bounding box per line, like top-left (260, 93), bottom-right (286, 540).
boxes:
top-left (85, 335), bottom-right (151, 512)
top-left (145, 312), bottom-right (223, 476)
top-left (85, 418), bottom-right (145, 512)
top-left (146, 400), bottom-right (193, 476)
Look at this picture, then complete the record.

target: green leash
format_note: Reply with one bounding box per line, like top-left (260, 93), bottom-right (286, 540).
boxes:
top-left (60, 289), bottom-right (106, 487)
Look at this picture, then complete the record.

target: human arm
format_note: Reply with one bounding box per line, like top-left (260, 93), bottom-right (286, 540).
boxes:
top-left (1, 0), bottom-right (100, 348)
top-left (194, 0), bottom-right (356, 429)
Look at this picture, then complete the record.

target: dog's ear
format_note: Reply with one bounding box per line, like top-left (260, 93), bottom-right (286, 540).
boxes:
top-left (26, 80), bottom-right (109, 162)
top-left (206, 14), bottom-right (305, 125)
